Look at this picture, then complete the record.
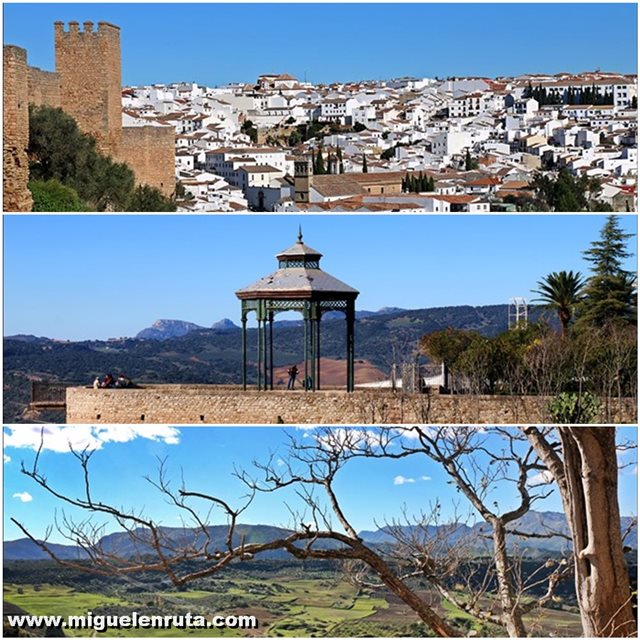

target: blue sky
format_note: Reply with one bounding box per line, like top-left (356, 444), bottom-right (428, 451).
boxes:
top-left (3, 214), bottom-right (637, 341)
top-left (3, 3), bottom-right (637, 85)
top-left (4, 426), bottom-right (638, 543)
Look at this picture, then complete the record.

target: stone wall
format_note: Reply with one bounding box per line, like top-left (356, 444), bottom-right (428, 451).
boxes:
top-left (54, 21), bottom-right (122, 156)
top-left (117, 126), bottom-right (176, 196)
top-left (3, 45), bottom-right (33, 212)
top-left (27, 66), bottom-right (61, 107)
top-left (66, 385), bottom-right (636, 425)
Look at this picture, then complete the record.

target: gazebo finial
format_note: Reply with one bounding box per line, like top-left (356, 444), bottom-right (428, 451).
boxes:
top-left (297, 225), bottom-right (303, 244)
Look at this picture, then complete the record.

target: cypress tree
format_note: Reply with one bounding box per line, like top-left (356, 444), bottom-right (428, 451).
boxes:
top-left (336, 146), bottom-right (344, 173)
top-left (315, 146), bottom-right (325, 175)
top-left (362, 154), bottom-right (368, 173)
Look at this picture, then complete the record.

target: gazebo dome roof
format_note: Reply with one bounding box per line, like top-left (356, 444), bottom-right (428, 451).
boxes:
top-left (236, 268), bottom-right (359, 299)
top-left (236, 230), bottom-right (359, 300)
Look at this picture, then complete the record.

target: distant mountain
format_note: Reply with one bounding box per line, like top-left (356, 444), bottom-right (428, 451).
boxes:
top-left (5, 303), bottom-right (551, 422)
top-left (5, 512), bottom-right (636, 561)
top-left (359, 511), bottom-right (637, 554)
top-left (211, 318), bottom-right (240, 332)
top-left (3, 538), bottom-right (88, 561)
top-left (4, 524), bottom-right (337, 561)
top-left (4, 334), bottom-right (51, 343)
top-left (136, 319), bottom-right (206, 340)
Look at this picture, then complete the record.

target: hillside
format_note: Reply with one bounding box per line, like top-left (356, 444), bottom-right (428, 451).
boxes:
top-left (5, 512), bottom-right (636, 561)
top-left (4, 304), bottom-right (548, 422)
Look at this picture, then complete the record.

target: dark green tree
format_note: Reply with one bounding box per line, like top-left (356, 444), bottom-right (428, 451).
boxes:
top-left (578, 216), bottom-right (636, 327)
top-left (126, 185), bottom-right (176, 212)
top-left (29, 179), bottom-right (88, 211)
top-left (28, 105), bottom-right (174, 211)
top-left (532, 271), bottom-right (585, 335)
top-left (362, 154), bottom-right (368, 173)
top-left (336, 146), bottom-right (344, 173)
top-left (464, 149), bottom-right (473, 171)
top-left (315, 146), bottom-right (326, 175)
top-left (241, 119), bottom-right (258, 143)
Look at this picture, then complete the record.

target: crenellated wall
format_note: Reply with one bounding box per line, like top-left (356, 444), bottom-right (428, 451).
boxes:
top-left (3, 45), bottom-right (33, 212)
top-left (65, 385), bottom-right (636, 425)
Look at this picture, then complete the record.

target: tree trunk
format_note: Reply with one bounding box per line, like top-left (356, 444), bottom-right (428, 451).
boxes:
top-left (492, 519), bottom-right (527, 637)
top-left (558, 428), bottom-right (635, 637)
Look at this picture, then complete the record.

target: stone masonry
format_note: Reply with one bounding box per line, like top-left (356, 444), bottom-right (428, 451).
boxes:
top-left (3, 20), bottom-right (176, 210)
top-left (3, 46), bottom-right (33, 212)
top-left (27, 67), bottom-right (61, 108)
top-left (65, 385), bottom-right (636, 425)
top-left (116, 126), bottom-right (177, 196)
top-left (54, 21), bottom-right (123, 155)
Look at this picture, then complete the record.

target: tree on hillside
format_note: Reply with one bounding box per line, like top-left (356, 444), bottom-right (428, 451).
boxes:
top-left (336, 146), bottom-right (344, 173)
top-left (578, 215), bottom-right (636, 328)
top-left (532, 271), bottom-right (585, 335)
top-left (126, 185), bottom-right (176, 212)
top-left (28, 179), bottom-right (88, 212)
top-left (315, 146), bottom-right (326, 175)
top-left (362, 154), bottom-right (368, 173)
top-left (464, 149), bottom-right (478, 171)
top-left (28, 105), bottom-right (175, 212)
top-left (240, 119), bottom-right (258, 144)
top-left (531, 169), bottom-right (605, 212)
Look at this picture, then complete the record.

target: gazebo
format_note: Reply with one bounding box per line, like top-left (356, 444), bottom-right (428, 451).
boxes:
top-left (236, 230), bottom-right (359, 392)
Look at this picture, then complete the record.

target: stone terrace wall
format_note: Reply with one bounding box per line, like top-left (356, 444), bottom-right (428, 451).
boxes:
top-left (3, 46), bottom-right (33, 212)
top-left (66, 386), bottom-right (636, 425)
top-left (27, 67), bottom-right (61, 107)
top-left (117, 126), bottom-right (176, 196)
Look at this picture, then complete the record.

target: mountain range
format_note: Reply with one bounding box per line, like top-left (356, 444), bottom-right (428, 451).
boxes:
top-left (4, 511), bottom-right (636, 561)
top-left (133, 309), bottom-right (411, 341)
top-left (4, 303), bottom-right (550, 422)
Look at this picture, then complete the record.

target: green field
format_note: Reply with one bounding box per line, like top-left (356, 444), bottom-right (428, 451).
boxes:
top-left (3, 568), bottom-right (584, 638)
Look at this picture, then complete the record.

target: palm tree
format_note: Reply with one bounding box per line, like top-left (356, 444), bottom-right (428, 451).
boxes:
top-left (532, 270), bottom-right (585, 334)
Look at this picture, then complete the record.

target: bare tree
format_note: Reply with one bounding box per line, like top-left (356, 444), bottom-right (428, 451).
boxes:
top-left (523, 427), bottom-right (636, 637)
top-left (12, 427), bottom-right (585, 638)
top-left (13, 429), bottom-right (460, 637)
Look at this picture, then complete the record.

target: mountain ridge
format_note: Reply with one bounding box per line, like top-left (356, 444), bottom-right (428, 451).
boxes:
top-left (5, 511), bottom-right (636, 561)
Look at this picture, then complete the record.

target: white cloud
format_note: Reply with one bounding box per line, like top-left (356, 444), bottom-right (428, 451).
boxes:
top-left (13, 492), bottom-right (33, 503)
top-left (393, 475), bottom-right (416, 486)
top-left (3, 425), bottom-right (181, 453)
top-left (421, 475), bottom-right (432, 481)
top-left (276, 458), bottom-right (286, 467)
top-left (4, 454), bottom-right (11, 464)
top-left (528, 470), bottom-right (554, 487)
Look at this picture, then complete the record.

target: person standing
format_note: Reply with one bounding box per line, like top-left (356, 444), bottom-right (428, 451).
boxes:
top-left (287, 365), bottom-right (299, 390)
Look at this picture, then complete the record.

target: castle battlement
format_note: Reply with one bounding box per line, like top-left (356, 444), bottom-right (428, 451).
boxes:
top-left (54, 21), bottom-right (120, 37)
top-left (4, 19), bottom-right (175, 211)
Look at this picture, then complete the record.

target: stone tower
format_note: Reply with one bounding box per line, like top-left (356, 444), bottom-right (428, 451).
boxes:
top-left (54, 21), bottom-right (122, 156)
top-left (294, 156), bottom-right (313, 203)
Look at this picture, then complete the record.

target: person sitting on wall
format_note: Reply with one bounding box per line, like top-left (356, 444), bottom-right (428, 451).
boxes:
top-left (101, 373), bottom-right (115, 388)
top-left (115, 373), bottom-right (131, 388)
top-left (287, 365), bottom-right (299, 390)
top-left (93, 376), bottom-right (101, 389)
